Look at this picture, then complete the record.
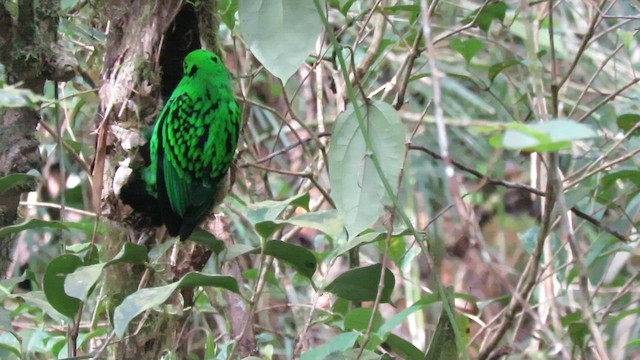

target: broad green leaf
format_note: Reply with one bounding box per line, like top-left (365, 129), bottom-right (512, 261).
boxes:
top-left (219, 0), bottom-right (238, 30)
top-left (281, 210), bottom-right (344, 240)
top-left (65, 243), bottom-right (148, 302)
top-left (256, 210), bottom-right (344, 241)
top-left (626, 339), bottom-right (640, 348)
top-left (0, 308), bottom-right (10, 331)
top-left (328, 101), bottom-right (405, 237)
top-left (0, 332), bottom-right (21, 358)
top-left (518, 226), bottom-right (539, 255)
top-left (568, 322), bottom-right (590, 349)
top-left (450, 38), bottom-right (483, 64)
top-left (239, 0), bottom-right (322, 81)
top-left (378, 294), bottom-right (440, 338)
top-left (602, 168), bottom-right (640, 189)
top-left (344, 307), bottom-right (382, 332)
top-left (17, 291), bottom-right (67, 323)
top-left (261, 240), bottom-right (317, 278)
top-left (189, 229), bottom-right (226, 254)
top-left (246, 193), bottom-right (309, 237)
top-left (114, 272), bottom-right (239, 337)
top-left (464, 1), bottom-right (507, 32)
top-left (488, 59), bottom-right (522, 82)
top-left (64, 263), bottom-right (104, 302)
top-left (300, 332), bottom-right (359, 360)
top-left (43, 254), bottom-right (83, 318)
top-left (616, 113), bottom-right (640, 136)
top-left (385, 334), bottom-right (424, 360)
top-left (222, 243), bottom-right (256, 262)
top-left (325, 263), bottom-right (395, 303)
top-left (0, 173), bottom-right (38, 194)
top-left (0, 219), bottom-right (69, 238)
top-left (424, 302), bottom-right (459, 360)
top-left (498, 119), bottom-right (597, 152)
top-left (109, 243), bottom-right (148, 265)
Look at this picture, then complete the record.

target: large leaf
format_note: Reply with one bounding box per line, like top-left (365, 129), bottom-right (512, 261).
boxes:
top-left (260, 240), bottom-right (317, 278)
top-left (114, 272), bottom-right (239, 337)
top-left (238, 0), bottom-right (322, 82)
top-left (325, 263), bottom-right (395, 303)
top-left (464, 1), bottom-right (507, 32)
top-left (246, 193), bottom-right (310, 238)
top-left (43, 254), bottom-right (83, 319)
top-left (256, 210), bottom-right (345, 241)
top-left (495, 119), bottom-right (597, 152)
top-left (300, 332), bottom-right (360, 360)
top-left (450, 38), bottom-right (483, 64)
top-left (65, 243), bottom-right (148, 302)
top-left (0, 219), bottom-right (69, 238)
top-left (328, 101), bottom-right (405, 237)
top-left (0, 173), bottom-right (39, 194)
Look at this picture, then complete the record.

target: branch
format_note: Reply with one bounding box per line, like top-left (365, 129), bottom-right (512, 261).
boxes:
top-left (408, 144), bottom-right (628, 243)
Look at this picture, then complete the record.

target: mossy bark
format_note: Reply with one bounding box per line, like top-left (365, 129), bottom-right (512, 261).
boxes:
top-left (0, 0), bottom-right (75, 276)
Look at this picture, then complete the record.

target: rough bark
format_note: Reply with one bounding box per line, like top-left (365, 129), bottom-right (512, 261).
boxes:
top-left (0, 0), bottom-right (76, 276)
top-left (92, 1), bottom-right (183, 358)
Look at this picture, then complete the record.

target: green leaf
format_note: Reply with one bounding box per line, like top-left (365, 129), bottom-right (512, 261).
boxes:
top-left (222, 243), bottom-right (257, 262)
top-left (17, 291), bottom-right (67, 323)
top-left (328, 101), bottom-right (405, 237)
top-left (344, 307), bottom-right (382, 332)
top-left (0, 173), bottom-right (39, 194)
top-left (518, 226), bottom-right (539, 255)
top-left (465, 1), bottom-right (507, 32)
top-left (282, 210), bottom-right (345, 240)
top-left (261, 240), bottom-right (317, 278)
top-left (568, 322), bottom-right (590, 349)
top-left (64, 263), bottom-right (103, 302)
top-left (378, 294), bottom-right (440, 338)
top-left (114, 272), bottom-right (239, 337)
top-left (325, 263), bottom-right (395, 303)
top-left (43, 254), bottom-right (83, 318)
top-left (498, 119), bottom-right (597, 152)
top-left (189, 229), bottom-right (226, 254)
top-left (246, 193), bottom-right (310, 237)
top-left (65, 243), bottom-right (148, 302)
top-left (385, 334), bottom-right (424, 360)
top-left (488, 59), bottom-right (522, 82)
top-left (219, 0), bottom-right (238, 30)
top-left (602, 168), bottom-right (640, 189)
top-left (616, 113), bottom-right (640, 136)
top-left (450, 38), bottom-right (483, 64)
top-left (0, 308), bottom-right (10, 331)
top-left (626, 339), bottom-right (640, 348)
top-left (300, 332), bottom-right (360, 360)
top-left (0, 219), bottom-right (69, 238)
top-left (424, 302), bottom-right (459, 360)
top-left (256, 210), bottom-right (345, 242)
top-left (239, 0), bottom-right (322, 81)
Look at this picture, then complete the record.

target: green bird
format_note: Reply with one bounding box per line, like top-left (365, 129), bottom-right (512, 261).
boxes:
top-left (145, 49), bottom-right (241, 241)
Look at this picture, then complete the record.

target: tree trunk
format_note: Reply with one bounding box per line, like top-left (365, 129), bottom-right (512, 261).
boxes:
top-left (93, 1), bottom-right (257, 358)
top-left (0, 0), bottom-right (75, 275)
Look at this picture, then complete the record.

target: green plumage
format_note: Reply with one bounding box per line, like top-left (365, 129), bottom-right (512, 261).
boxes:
top-left (146, 49), bottom-right (241, 240)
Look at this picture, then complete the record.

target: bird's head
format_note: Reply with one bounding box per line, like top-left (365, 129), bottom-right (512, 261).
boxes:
top-left (182, 49), bottom-right (229, 79)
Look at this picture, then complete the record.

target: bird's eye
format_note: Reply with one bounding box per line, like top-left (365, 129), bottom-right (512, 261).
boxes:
top-left (210, 56), bottom-right (219, 64)
top-left (187, 64), bottom-right (199, 77)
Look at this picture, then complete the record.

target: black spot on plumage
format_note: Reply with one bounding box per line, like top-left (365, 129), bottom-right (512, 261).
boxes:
top-left (188, 64), bottom-right (199, 77)
top-left (210, 56), bottom-right (219, 63)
